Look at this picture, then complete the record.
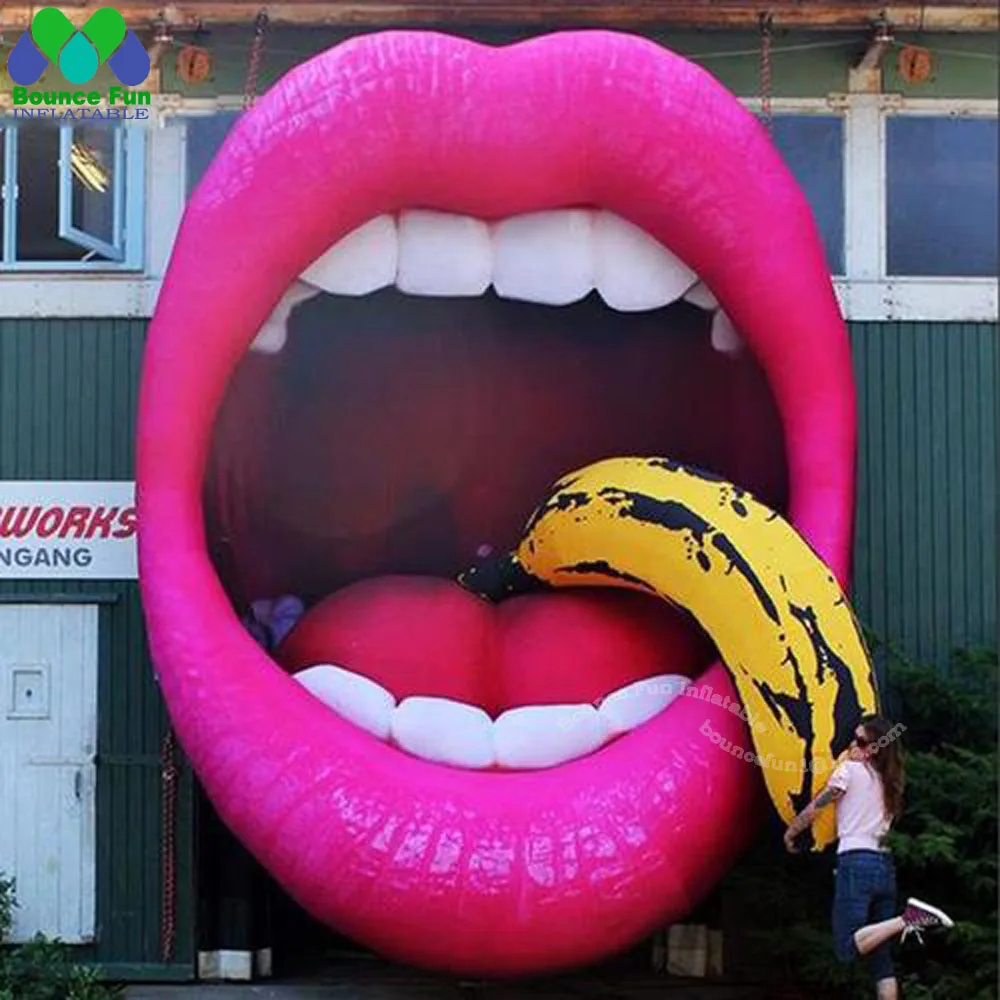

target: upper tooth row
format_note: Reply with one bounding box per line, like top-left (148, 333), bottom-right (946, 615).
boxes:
top-left (293, 664), bottom-right (691, 770)
top-left (304, 209), bottom-right (705, 310)
top-left (251, 209), bottom-right (741, 355)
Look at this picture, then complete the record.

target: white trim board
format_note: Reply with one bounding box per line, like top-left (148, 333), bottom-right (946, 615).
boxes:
top-left (0, 277), bottom-right (162, 316)
top-left (4, 277), bottom-right (994, 324)
top-left (833, 279), bottom-right (998, 322)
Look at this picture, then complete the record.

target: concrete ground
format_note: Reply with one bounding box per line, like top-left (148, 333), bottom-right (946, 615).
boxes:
top-left (124, 974), bottom-right (779, 1000)
top-left (125, 986), bottom-right (775, 999)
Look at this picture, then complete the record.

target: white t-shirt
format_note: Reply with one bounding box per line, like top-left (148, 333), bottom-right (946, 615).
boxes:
top-left (827, 759), bottom-right (892, 853)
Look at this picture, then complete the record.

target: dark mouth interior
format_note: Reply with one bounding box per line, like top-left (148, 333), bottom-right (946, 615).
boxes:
top-left (205, 287), bottom-right (788, 607)
top-left (202, 284), bottom-right (788, 709)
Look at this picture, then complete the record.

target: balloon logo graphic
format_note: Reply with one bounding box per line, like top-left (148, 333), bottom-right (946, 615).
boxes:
top-left (6, 7), bottom-right (150, 88)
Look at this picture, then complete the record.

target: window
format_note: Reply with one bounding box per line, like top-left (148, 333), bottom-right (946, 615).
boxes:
top-left (0, 130), bottom-right (5, 258)
top-left (186, 111), bottom-right (241, 196)
top-left (771, 114), bottom-right (846, 275)
top-left (0, 121), bottom-right (145, 270)
top-left (886, 115), bottom-right (998, 277)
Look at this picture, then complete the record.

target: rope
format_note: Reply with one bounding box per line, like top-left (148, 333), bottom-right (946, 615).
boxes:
top-left (927, 48), bottom-right (999, 63)
top-left (759, 12), bottom-right (774, 136)
top-left (160, 729), bottom-right (179, 963)
top-left (207, 37), bottom-right (857, 62)
top-left (243, 10), bottom-right (269, 111)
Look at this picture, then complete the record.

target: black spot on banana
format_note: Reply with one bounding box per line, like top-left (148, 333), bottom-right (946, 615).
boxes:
top-left (554, 559), bottom-right (658, 593)
top-left (459, 456), bottom-right (881, 850)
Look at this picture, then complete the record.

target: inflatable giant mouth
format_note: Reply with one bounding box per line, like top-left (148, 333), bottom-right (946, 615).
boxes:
top-left (138, 31), bottom-right (860, 975)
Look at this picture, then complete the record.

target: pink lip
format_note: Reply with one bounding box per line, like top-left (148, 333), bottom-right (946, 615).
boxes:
top-left (137, 31), bottom-right (856, 974)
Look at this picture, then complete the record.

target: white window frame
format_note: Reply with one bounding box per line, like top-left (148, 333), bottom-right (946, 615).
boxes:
top-left (57, 126), bottom-right (127, 261)
top-left (0, 92), bottom-right (995, 321)
top-left (1, 122), bottom-right (146, 272)
top-left (743, 94), bottom-right (998, 322)
top-left (0, 114), bottom-right (182, 317)
top-left (843, 95), bottom-right (997, 321)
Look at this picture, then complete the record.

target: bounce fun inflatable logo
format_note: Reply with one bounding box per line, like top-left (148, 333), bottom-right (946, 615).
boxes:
top-left (6, 6), bottom-right (149, 91)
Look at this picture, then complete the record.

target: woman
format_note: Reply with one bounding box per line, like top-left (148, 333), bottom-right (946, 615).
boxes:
top-left (783, 715), bottom-right (953, 1000)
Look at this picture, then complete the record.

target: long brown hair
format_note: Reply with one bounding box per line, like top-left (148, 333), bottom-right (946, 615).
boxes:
top-left (861, 714), bottom-right (906, 820)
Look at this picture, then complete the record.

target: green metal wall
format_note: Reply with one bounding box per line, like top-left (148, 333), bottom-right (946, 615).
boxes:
top-left (155, 27), bottom-right (999, 99)
top-left (0, 317), bottom-right (995, 970)
top-left (0, 320), bottom-right (195, 980)
top-left (850, 321), bottom-right (998, 667)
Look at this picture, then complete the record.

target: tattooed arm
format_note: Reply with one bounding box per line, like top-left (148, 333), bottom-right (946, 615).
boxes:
top-left (783, 782), bottom-right (846, 852)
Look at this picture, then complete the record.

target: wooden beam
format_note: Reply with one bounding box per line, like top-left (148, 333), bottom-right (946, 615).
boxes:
top-left (0, 3), bottom-right (996, 33)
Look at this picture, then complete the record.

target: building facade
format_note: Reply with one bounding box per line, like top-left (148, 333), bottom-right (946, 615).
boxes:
top-left (0, 5), bottom-right (996, 981)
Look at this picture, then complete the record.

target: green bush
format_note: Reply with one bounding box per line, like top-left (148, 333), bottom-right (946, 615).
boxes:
top-left (721, 642), bottom-right (998, 1000)
top-left (0, 875), bottom-right (14, 945)
top-left (881, 645), bottom-right (998, 1000)
top-left (0, 877), bottom-right (120, 1000)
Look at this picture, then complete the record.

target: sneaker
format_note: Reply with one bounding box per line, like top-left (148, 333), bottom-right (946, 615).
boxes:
top-left (901, 898), bottom-right (954, 944)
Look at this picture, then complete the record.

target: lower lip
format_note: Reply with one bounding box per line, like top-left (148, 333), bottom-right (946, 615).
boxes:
top-left (137, 30), bottom-right (854, 973)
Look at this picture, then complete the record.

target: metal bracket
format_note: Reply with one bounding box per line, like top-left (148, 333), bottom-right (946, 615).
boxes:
top-left (155, 93), bottom-right (186, 115)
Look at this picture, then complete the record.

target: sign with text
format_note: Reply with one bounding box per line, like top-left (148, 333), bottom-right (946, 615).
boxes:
top-left (0, 482), bottom-right (137, 579)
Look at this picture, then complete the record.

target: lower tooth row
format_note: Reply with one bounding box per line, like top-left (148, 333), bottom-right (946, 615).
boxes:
top-left (293, 665), bottom-right (690, 769)
top-left (250, 209), bottom-right (743, 355)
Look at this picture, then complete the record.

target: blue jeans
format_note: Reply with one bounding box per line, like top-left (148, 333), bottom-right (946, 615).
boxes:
top-left (832, 849), bottom-right (897, 982)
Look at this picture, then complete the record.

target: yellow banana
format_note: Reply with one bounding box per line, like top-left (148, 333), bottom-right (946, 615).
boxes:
top-left (461, 456), bottom-right (880, 850)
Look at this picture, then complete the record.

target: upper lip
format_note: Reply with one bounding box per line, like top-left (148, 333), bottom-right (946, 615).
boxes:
top-left (138, 29), bottom-right (855, 974)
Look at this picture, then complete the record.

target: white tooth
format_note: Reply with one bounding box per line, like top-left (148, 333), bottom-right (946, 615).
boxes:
top-left (492, 210), bottom-right (595, 306)
top-left (594, 212), bottom-right (697, 312)
top-left (396, 210), bottom-right (492, 297)
top-left (300, 215), bottom-right (397, 296)
top-left (293, 664), bottom-right (395, 740)
top-left (493, 704), bottom-right (610, 770)
top-left (710, 310), bottom-right (745, 354)
top-left (391, 696), bottom-right (495, 769)
top-left (251, 281), bottom-right (319, 354)
top-left (684, 281), bottom-right (719, 311)
top-left (598, 674), bottom-right (690, 736)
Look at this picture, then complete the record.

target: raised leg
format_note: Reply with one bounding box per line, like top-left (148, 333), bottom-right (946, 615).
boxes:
top-left (854, 916), bottom-right (905, 955)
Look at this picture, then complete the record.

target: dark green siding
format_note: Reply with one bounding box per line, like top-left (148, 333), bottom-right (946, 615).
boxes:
top-left (0, 316), bottom-right (995, 972)
top-left (0, 320), bottom-right (195, 979)
top-left (0, 319), bottom-right (143, 479)
top-left (850, 322), bottom-right (998, 667)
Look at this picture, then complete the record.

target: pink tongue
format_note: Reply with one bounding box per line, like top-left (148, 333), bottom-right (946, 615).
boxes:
top-left (494, 588), bottom-right (712, 709)
top-left (275, 576), bottom-right (712, 715)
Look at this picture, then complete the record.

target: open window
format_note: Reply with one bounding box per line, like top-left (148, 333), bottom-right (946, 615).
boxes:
top-left (0, 122), bottom-right (145, 270)
top-left (58, 125), bottom-right (127, 261)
